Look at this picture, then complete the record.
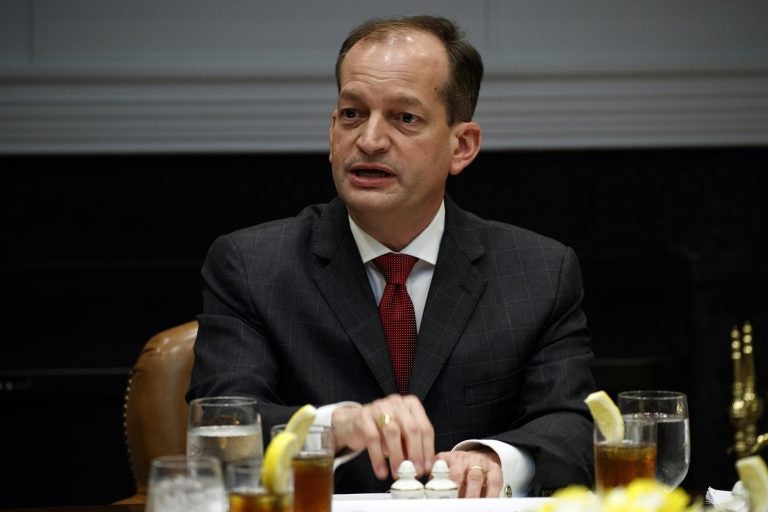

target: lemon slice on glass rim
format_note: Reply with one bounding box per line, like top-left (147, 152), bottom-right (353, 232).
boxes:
top-left (262, 430), bottom-right (298, 495)
top-left (261, 404), bottom-right (318, 495)
top-left (736, 455), bottom-right (768, 512)
top-left (284, 403), bottom-right (317, 447)
top-left (584, 390), bottom-right (624, 443)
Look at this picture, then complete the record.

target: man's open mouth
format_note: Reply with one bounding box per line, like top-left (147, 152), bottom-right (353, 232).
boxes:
top-left (354, 169), bottom-right (393, 178)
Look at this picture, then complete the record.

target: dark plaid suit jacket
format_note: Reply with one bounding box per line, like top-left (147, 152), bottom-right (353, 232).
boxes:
top-left (187, 196), bottom-right (595, 496)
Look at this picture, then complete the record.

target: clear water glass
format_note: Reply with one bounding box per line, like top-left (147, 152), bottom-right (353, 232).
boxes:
top-left (617, 390), bottom-right (690, 489)
top-left (187, 396), bottom-right (264, 468)
top-left (147, 455), bottom-right (227, 512)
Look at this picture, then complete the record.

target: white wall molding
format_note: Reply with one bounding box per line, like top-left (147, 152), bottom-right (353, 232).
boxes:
top-left (2, 69), bottom-right (767, 154)
top-left (0, 71), bottom-right (338, 154)
top-left (478, 70), bottom-right (768, 150)
top-left (1, 0), bottom-right (766, 154)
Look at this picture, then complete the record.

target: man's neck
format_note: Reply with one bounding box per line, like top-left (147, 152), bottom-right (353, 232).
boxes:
top-left (347, 196), bottom-right (444, 252)
top-left (349, 201), bottom-right (445, 264)
top-left (349, 210), bottom-right (435, 252)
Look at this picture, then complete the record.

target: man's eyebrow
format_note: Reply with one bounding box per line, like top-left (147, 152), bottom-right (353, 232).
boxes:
top-left (390, 94), bottom-right (427, 110)
top-left (338, 90), bottom-right (427, 110)
top-left (338, 90), bottom-right (363, 104)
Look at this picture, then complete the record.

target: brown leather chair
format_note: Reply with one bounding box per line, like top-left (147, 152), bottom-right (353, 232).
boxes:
top-left (116, 321), bottom-right (198, 504)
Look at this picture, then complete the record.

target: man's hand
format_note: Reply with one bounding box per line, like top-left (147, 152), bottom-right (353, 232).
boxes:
top-left (436, 447), bottom-right (503, 498)
top-left (332, 394), bottom-right (435, 480)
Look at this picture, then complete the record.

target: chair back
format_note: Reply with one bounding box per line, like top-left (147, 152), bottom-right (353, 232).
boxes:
top-left (118, 321), bottom-right (197, 504)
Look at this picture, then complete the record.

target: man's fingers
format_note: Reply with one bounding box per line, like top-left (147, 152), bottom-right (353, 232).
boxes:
top-left (379, 418), bottom-right (405, 477)
top-left (437, 449), bottom-right (503, 499)
top-left (332, 394), bottom-right (437, 482)
top-left (483, 466), bottom-right (504, 498)
top-left (463, 464), bottom-right (486, 498)
top-left (391, 411), bottom-right (424, 475)
top-left (360, 412), bottom-right (389, 479)
top-left (370, 394), bottom-right (434, 478)
top-left (403, 395), bottom-right (434, 475)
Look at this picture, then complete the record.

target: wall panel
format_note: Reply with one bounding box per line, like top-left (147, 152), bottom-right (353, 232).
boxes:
top-left (1, 148), bottom-right (766, 504)
top-left (1, 1), bottom-right (766, 152)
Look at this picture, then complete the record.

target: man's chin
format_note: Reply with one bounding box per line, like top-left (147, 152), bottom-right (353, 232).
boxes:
top-left (340, 188), bottom-right (399, 212)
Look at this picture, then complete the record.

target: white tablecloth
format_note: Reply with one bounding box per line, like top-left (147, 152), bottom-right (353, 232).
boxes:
top-left (332, 493), bottom-right (551, 511)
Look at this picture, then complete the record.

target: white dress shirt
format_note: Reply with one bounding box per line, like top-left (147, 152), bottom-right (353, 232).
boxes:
top-left (314, 201), bottom-right (534, 497)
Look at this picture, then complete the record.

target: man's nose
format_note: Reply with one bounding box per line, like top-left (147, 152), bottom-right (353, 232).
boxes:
top-left (356, 115), bottom-right (390, 155)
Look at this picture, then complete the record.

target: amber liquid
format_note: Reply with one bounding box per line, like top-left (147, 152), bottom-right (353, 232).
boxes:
top-left (293, 452), bottom-right (333, 512)
top-left (228, 489), bottom-right (292, 512)
top-left (594, 441), bottom-right (657, 491)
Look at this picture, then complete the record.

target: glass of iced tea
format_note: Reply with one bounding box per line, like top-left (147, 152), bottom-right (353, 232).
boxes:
top-left (594, 415), bottom-right (657, 492)
top-left (618, 390), bottom-right (690, 489)
top-left (271, 424), bottom-right (334, 512)
top-left (224, 460), bottom-right (292, 512)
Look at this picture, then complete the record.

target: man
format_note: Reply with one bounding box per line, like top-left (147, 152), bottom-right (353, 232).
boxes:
top-left (187, 15), bottom-right (595, 498)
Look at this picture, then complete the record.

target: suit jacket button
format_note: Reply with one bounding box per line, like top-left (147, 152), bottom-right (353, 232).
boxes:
top-left (504, 484), bottom-right (513, 497)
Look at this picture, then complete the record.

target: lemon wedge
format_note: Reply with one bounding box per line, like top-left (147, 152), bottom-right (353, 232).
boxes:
top-left (736, 455), bottom-right (768, 512)
top-left (584, 390), bottom-right (624, 443)
top-left (262, 430), bottom-right (298, 495)
top-left (261, 405), bottom-right (318, 495)
top-left (285, 404), bottom-right (317, 447)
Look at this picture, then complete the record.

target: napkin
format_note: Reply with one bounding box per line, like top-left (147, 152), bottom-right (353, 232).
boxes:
top-left (706, 482), bottom-right (748, 512)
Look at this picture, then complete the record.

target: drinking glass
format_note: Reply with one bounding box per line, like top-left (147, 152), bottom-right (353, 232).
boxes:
top-left (593, 415), bottom-right (656, 492)
top-left (225, 459), bottom-right (292, 512)
top-left (618, 390), bottom-right (690, 489)
top-left (188, 395), bottom-right (264, 482)
top-left (147, 455), bottom-right (227, 512)
top-left (271, 424), bottom-right (334, 512)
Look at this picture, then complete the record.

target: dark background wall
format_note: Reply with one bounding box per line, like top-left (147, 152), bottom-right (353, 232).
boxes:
top-left (1, 147), bottom-right (766, 506)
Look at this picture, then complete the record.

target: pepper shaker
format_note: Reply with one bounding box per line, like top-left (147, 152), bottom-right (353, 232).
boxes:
top-left (390, 460), bottom-right (425, 499)
top-left (425, 460), bottom-right (458, 499)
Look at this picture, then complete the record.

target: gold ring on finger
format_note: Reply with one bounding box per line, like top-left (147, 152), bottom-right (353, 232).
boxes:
top-left (470, 464), bottom-right (486, 476)
top-left (375, 412), bottom-right (392, 429)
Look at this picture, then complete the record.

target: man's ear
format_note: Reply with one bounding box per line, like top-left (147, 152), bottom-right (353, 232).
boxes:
top-left (449, 121), bottom-right (481, 176)
top-left (328, 109), bottom-right (337, 163)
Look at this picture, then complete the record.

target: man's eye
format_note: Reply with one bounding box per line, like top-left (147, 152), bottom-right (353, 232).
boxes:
top-left (340, 108), bottom-right (358, 119)
top-left (400, 113), bottom-right (417, 124)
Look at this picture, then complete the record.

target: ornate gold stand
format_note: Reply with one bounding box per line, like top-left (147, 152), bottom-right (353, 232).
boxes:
top-left (730, 321), bottom-right (768, 458)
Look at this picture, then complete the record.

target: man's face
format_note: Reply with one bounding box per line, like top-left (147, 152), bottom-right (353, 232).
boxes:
top-left (329, 31), bottom-right (471, 233)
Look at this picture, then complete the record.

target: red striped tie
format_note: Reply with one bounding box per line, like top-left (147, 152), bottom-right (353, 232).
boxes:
top-left (373, 253), bottom-right (418, 395)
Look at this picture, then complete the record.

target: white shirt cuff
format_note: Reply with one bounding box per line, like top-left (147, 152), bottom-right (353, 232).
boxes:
top-left (452, 439), bottom-right (534, 497)
top-left (315, 402), bottom-right (364, 471)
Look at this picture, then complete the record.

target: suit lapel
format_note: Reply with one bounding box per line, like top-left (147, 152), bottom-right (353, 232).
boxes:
top-left (409, 198), bottom-right (487, 400)
top-left (309, 197), bottom-right (487, 399)
top-left (310, 198), bottom-right (399, 395)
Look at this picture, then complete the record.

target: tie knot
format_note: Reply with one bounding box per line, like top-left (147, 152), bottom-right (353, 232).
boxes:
top-left (373, 253), bottom-right (418, 285)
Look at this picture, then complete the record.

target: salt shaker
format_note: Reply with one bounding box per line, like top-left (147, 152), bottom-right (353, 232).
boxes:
top-left (425, 460), bottom-right (458, 499)
top-left (390, 460), bottom-right (425, 499)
